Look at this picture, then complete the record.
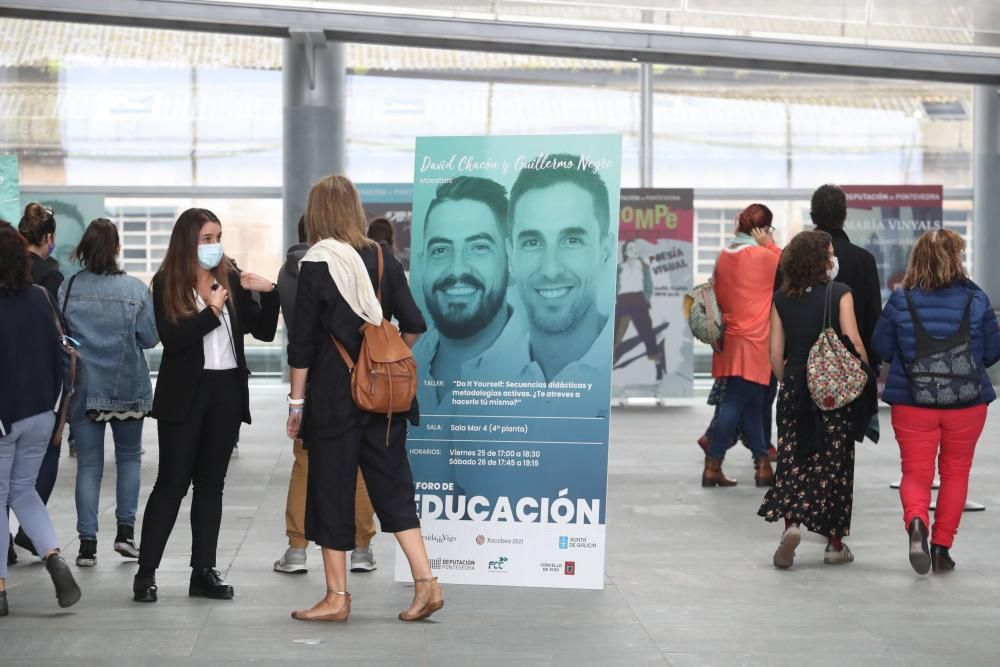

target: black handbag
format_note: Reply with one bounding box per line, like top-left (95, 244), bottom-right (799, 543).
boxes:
top-left (38, 283), bottom-right (81, 446)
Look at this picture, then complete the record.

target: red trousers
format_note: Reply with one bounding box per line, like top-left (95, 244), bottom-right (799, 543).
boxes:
top-left (891, 404), bottom-right (987, 548)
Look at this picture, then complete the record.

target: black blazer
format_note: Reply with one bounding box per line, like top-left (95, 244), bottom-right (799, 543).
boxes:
top-left (151, 269), bottom-right (280, 424)
top-left (818, 226), bottom-right (883, 367)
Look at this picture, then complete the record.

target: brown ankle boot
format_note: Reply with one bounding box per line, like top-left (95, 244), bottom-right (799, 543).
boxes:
top-left (702, 457), bottom-right (737, 487)
top-left (754, 457), bottom-right (775, 488)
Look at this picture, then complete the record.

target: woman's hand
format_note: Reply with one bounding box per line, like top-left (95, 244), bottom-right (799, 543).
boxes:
top-left (206, 285), bottom-right (229, 313)
top-left (750, 227), bottom-right (773, 247)
top-left (286, 408), bottom-right (303, 440)
top-left (240, 271), bottom-right (274, 293)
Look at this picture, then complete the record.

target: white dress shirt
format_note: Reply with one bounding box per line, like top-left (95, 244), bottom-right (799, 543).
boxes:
top-left (194, 290), bottom-right (238, 370)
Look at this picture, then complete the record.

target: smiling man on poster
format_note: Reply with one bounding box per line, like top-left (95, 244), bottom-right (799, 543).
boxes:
top-left (412, 176), bottom-right (520, 412)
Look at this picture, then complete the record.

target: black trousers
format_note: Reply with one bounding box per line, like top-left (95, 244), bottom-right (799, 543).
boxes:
top-left (138, 369), bottom-right (242, 572)
top-left (304, 418), bottom-right (420, 551)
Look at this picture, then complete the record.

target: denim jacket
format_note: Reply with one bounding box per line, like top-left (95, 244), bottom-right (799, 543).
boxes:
top-left (58, 271), bottom-right (159, 413)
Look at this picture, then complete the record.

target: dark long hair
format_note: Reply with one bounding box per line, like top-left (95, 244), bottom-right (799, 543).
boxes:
top-left (155, 208), bottom-right (232, 323)
top-left (736, 203), bottom-right (773, 234)
top-left (780, 230), bottom-right (833, 297)
top-left (73, 218), bottom-right (124, 276)
top-left (0, 220), bottom-right (32, 294)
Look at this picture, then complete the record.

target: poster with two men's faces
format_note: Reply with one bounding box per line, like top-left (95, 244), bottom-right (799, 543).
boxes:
top-left (397, 134), bottom-right (621, 589)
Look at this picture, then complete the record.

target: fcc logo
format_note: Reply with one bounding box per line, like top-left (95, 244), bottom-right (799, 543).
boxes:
top-left (488, 556), bottom-right (508, 571)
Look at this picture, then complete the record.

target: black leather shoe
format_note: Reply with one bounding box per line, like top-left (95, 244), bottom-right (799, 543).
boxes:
top-left (13, 529), bottom-right (37, 557)
top-left (6, 534), bottom-right (16, 566)
top-left (931, 544), bottom-right (956, 572)
top-left (133, 573), bottom-right (158, 603)
top-left (189, 568), bottom-right (234, 600)
top-left (0, 590), bottom-right (8, 617)
top-left (45, 553), bottom-right (82, 608)
top-left (908, 517), bottom-right (931, 575)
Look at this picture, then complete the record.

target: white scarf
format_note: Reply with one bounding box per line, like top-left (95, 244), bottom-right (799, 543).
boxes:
top-left (300, 239), bottom-right (383, 326)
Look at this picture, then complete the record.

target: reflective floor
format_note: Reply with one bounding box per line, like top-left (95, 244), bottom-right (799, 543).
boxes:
top-left (2, 385), bottom-right (998, 666)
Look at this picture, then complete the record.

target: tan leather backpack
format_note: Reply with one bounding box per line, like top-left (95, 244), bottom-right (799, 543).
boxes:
top-left (332, 244), bottom-right (417, 437)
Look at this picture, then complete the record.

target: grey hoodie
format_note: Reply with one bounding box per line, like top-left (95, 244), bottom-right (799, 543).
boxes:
top-left (277, 242), bottom-right (310, 336)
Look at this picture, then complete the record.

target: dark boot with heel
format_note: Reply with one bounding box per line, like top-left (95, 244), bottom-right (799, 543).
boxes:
top-left (754, 457), bottom-right (775, 487)
top-left (908, 517), bottom-right (931, 575)
top-left (931, 544), bottom-right (955, 572)
top-left (45, 553), bottom-right (81, 608)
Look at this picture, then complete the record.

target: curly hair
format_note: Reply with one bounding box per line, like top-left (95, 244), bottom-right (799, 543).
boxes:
top-left (0, 220), bottom-right (32, 294)
top-left (903, 228), bottom-right (968, 290)
top-left (780, 230), bottom-right (833, 297)
top-left (810, 184), bottom-right (847, 230)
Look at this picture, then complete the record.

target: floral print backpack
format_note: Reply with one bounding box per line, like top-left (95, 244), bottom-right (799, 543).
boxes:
top-left (806, 284), bottom-right (869, 411)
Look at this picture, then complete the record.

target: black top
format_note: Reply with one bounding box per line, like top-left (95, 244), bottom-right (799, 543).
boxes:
top-left (29, 252), bottom-right (64, 299)
top-left (0, 286), bottom-right (62, 436)
top-left (774, 281), bottom-right (851, 377)
top-left (816, 226), bottom-right (882, 366)
top-left (151, 269), bottom-right (280, 424)
top-left (288, 243), bottom-right (427, 440)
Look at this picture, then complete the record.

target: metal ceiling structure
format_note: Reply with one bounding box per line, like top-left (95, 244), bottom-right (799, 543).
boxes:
top-left (1, 0), bottom-right (999, 85)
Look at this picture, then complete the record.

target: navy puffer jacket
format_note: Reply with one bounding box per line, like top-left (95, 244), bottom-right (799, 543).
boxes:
top-left (872, 281), bottom-right (1000, 406)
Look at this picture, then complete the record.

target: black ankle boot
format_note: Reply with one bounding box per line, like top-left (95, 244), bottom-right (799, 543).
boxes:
top-left (0, 590), bottom-right (8, 617)
top-left (908, 517), bottom-right (930, 575)
top-left (931, 544), bottom-right (956, 572)
top-left (45, 553), bottom-right (82, 608)
top-left (7, 534), bottom-right (16, 566)
top-left (133, 572), bottom-right (158, 603)
top-left (189, 568), bottom-right (234, 600)
top-left (13, 529), bottom-right (37, 557)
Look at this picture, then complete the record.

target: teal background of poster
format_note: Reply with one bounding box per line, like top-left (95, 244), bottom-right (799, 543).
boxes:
top-left (407, 133), bottom-right (622, 525)
top-left (0, 156), bottom-right (19, 223)
top-left (19, 194), bottom-right (108, 277)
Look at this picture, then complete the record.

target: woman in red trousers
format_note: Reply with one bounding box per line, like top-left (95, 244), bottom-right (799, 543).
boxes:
top-left (872, 229), bottom-right (1000, 574)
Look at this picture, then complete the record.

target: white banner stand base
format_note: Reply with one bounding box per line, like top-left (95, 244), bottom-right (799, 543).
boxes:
top-left (890, 479), bottom-right (985, 512)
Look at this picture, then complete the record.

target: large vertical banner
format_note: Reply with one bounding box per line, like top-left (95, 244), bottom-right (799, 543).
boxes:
top-left (613, 189), bottom-right (694, 401)
top-left (0, 156), bottom-right (20, 223)
top-left (843, 185), bottom-right (943, 304)
top-left (357, 183), bottom-right (414, 270)
top-left (399, 135), bottom-right (622, 589)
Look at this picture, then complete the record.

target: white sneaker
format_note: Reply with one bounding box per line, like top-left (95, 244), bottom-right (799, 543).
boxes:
top-left (773, 526), bottom-right (801, 569)
top-left (273, 547), bottom-right (307, 574)
top-left (350, 546), bottom-right (377, 572)
top-left (824, 543), bottom-right (854, 565)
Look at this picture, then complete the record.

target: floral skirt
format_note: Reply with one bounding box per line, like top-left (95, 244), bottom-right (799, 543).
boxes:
top-left (757, 378), bottom-right (856, 537)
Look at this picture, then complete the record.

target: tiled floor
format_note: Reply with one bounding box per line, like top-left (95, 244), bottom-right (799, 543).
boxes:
top-left (3, 384), bottom-right (998, 666)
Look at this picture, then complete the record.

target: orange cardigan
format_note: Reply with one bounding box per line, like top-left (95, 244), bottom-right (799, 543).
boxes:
top-left (711, 242), bottom-right (781, 385)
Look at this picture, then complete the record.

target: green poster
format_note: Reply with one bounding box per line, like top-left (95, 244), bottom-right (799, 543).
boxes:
top-left (0, 156), bottom-right (19, 223)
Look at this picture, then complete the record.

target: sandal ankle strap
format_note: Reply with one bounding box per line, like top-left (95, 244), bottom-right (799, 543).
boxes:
top-left (413, 576), bottom-right (438, 584)
top-left (326, 590), bottom-right (350, 597)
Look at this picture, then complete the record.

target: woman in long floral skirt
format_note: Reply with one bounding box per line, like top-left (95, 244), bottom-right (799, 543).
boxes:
top-left (758, 230), bottom-right (871, 568)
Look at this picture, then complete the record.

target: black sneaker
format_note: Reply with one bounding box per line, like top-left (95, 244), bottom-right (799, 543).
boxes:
top-left (114, 525), bottom-right (140, 559)
top-left (7, 534), bottom-right (16, 566)
top-left (76, 538), bottom-right (97, 567)
top-left (13, 529), bottom-right (37, 556)
top-left (45, 553), bottom-right (82, 608)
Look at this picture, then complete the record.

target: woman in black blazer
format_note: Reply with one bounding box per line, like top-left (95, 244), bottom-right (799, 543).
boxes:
top-left (133, 208), bottom-right (279, 603)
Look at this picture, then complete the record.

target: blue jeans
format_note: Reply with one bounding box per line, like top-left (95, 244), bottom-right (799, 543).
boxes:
top-left (72, 415), bottom-right (144, 539)
top-left (1, 411), bottom-right (60, 578)
top-left (709, 376), bottom-right (769, 460)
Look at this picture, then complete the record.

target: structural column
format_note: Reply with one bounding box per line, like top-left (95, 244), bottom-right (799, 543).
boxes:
top-left (639, 63), bottom-right (654, 188)
top-left (283, 31), bottom-right (346, 247)
top-left (973, 84), bottom-right (1000, 381)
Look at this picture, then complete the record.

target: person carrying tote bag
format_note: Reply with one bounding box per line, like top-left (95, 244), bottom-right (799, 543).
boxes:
top-left (872, 229), bottom-right (1000, 576)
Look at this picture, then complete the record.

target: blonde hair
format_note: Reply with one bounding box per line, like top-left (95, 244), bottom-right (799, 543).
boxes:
top-left (902, 228), bottom-right (968, 291)
top-left (305, 175), bottom-right (375, 249)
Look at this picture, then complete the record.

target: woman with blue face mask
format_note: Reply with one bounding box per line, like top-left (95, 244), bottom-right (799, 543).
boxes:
top-left (132, 208), bottom-right (279, 604)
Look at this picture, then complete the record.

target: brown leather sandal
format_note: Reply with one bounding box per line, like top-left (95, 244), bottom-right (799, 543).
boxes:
top-left (291, 590), bottom-right (351, 622)
top-left (399, 576), bottom-right (444, 622)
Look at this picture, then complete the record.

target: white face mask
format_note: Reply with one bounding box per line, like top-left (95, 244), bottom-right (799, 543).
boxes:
top-left (828, 255), bottom-right (840, 281)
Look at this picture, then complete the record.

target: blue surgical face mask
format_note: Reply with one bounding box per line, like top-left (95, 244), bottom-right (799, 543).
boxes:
top-left (197, 243), bottom-right (224, 270)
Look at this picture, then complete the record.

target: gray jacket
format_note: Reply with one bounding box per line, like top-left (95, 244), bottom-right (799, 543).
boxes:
top-left (278, 242), bottom-right (309, 336)
top-left (58, 271), bottom-right (159, 413)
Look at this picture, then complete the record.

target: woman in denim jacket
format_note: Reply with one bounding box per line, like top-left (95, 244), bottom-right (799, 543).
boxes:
top-left (58, 219), bottom-right (159, 568)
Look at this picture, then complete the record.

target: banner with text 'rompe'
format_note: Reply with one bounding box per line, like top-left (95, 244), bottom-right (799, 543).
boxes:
top-left (397, 135), bottom-right (622, 589)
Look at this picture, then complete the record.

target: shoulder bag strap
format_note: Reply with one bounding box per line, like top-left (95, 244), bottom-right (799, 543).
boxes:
top-left (822, 282), bottom-right (833, 331)
top-left (61, 272), bottom-right (79, 336)
top-left (37, 286), bottom-right (78, 445)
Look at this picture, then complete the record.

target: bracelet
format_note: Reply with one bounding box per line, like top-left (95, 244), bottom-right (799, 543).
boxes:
top-left (287, 394), bottom-right (305, 406)
top-left (288, 406), bottom-right (304, 414)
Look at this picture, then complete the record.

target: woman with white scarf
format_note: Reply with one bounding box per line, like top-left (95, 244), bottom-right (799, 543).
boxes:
top-left (286, 175), bottom-right (441, 623)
